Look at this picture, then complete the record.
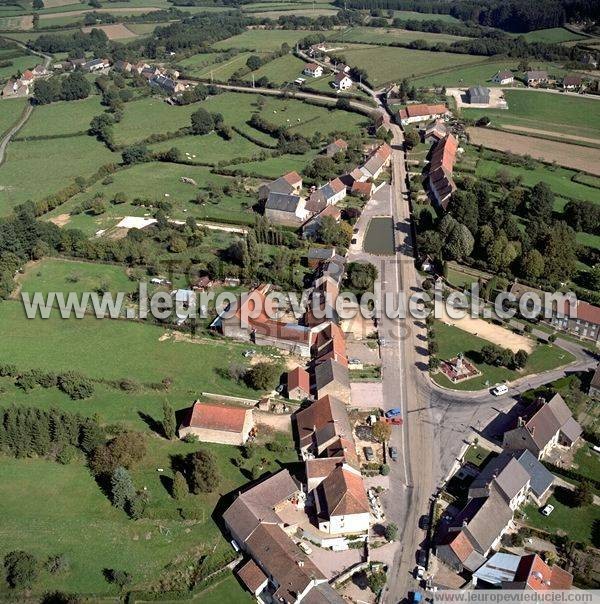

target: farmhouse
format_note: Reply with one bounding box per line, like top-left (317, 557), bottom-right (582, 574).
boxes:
top-left (177, 400), bottom-right (253, 445)
top-left (398, 103), bottom-right (449, 125)
top-left (491, 70), bottom-right (514, 85)
top-left (258, 171), bottom-right (303, 201)
top-left (150, 74), bottom-right (187, 94)
top-left (265, 192), bottom-right (309, 225)
top-left (325, 138), bottom-right (348, 157)
top-left (466, 85), bottom-right (490, 104)
top-left (333, 72), bottom-right (352, 90)
top-left (314, 358), bottom-right (350, 403)
top-left (502, 394), bottom-right (582, 459)
top-left (303, 62), bottom-right (323, 77)
top-left (20, 69), bottom-right (34, 84)
top-left (428, 134), bottom-right (458, 210)
top-left (286, 366), bottom-right (310, 400)
top-left (83, 58), bottom-right (110, 72)
top-left (525, 70), bottom-right (548, 87)
top-left (421, 119), bottom-right (447, 144)
top-left (562, 74), bottom-right (582, 90)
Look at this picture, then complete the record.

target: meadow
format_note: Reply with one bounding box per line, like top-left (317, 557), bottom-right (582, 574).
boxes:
top-left (187, 51), bottom-right (266, 80)
top-left (0, 53), bottom-right (38, 82)
top-left (243, 53), bottom-right (306, 85)
top-left (330, 25), bottom-right (468, 45)
top-left (518, 27), bottom-right (587, 43)
top-left (229, 149), bottom-right (319, 178)
top-left (392, 9), bottom-right (459, 22)
top-left (334, 44), bottom-right (485, 86)
top-left (0, 97), bottom-right (26, 137)
top-left (212, 29), bottom-right (318, 52)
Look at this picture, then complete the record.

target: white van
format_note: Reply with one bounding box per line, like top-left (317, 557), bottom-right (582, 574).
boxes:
top-left (491, 384), bottom-right (509, 396)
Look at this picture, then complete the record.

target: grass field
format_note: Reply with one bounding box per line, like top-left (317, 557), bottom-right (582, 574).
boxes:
top-left (250, 7), bottom-right (337, 17)
top-left (0, 135), bottom-right (120, 215)
top-left (229, 149), bottom-right (319, 178)
top-left (392, 9), bottom-right (459, 22)
top-left (333, 44), bottom-right (485, 86)
top-left (431, 321), bottom-right (575, 391)
top-left (518, 27), bottom-right (587, 43)
top-left (212, 29), bottom-right (318, 52)
top-left (330, 25), bottom-right (467, 45)
top-left (125, 21), bottom-right (173, 35)
top-left (243, 53), bottom-right (305, 85)
top-left (463, 89), bottom-right (600, 141)
top-left (195, 574), bottom-right (253, 603)
top-left (18, 95), bottom-right (104, 138)
top-left (187, 51), bottom-right (267, 80)
top-left (0, 53), bottom-right (37, 82)
top-left (0, 97), bottom-right (26, 137)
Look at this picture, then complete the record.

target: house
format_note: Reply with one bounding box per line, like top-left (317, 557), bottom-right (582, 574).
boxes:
top-left (428, 134), bottom-right (458, 210)
top-left (287, 366), bottom-right (310, 400)
top-left (191, 275), bottom-right (213, 291)
top-left (468, 453), bottom-right (531, 510)
top-left (20, 70), bottom-right (34, 84)
top-left (314, 464), bottom-right (370, 534)
top-left (333, 72), bottom-right (352, 90)
top-left (315, 254), bottom-right (346, 287)
top-left (265, 192), bottom-right (308, 225)
top-left (491, 70), bottom-right (514, 85)
top-left (314, 358), bottom-right (350, 403)
top-left (303, 63), bottom-right (323, 78)
top-left (32, 64), bottom-right (48, 77)
top-left (295, 394), bottom-right (353, 459)
top-left (172, 288), bottom-right (196, 324)
top-left (562, 74), bottom-right (582, 90)
top-left (360, 142), bottom-right (392, 179)
top-left (83, 58), bottom-right (110, 72)
top-left (589, 364), bottom-right (600, 398)
top-left (150, 74), bottom-right (186, 94)
top-left (421, 119), bottom-right (447, 144)
top-left (525, 70), bottom-right (548, 87)
top-left (178, 400), bottom-right (253, 445)
top-left (512, 449), bottom-right (554, 504)
top-left (503, 553), bottom-right (573, 591)
top-left (237, 559), bottom-right (269, 596)
top-left (503, 394), bottom-right (582, 459)
top-left (325, 138), bottom-right (348, 157)
top-left (322, 178), bottom-right (347, 205)
top-left (312, 321), bottom-right (347, 366)
top-left (258, 171), bottom-right (302, 201)
top-left (114, 60), bottom-right (133, 72)
top-left (398, 103), bottom-right (449, 125)
top-left (466, 85), bottom-right (490, 104)
top-left (303, 205), bottom-right (341, 239)
top-left (307, 247), bottom-right (336, 268)
top-left (1, 79), bottom-right (28, 98)
top-left (336, 63), bottom-right (350, 74)
top-left (436, 483), bottom-right (514, 572)
top-left (351, 180), bottom-right (373, 199)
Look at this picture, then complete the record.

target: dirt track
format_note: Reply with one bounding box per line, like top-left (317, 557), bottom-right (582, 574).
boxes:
top-left (468, 127), bottom-right (600, 176)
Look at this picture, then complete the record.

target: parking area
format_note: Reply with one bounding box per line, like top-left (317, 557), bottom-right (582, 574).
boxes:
top-left (351, 382), bottom-right (384, 408)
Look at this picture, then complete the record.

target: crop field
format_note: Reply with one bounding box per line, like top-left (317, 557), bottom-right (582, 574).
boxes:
top-left (0, 14), bottom-right (25, 28)
top-left (243, 53), bottom-right (306, 85)
top-left (177, 50), bottom-right (230, 71)
top-left (81, 22), bottom-right (137, 39)
top-left (0, 97), bottom-right (26, 137)
top-left (17, 95), bottom-right (104, 138)
top-left (463, 89), bottom-right (600, 141)
top-left (0, 53), bottom-right (37, 82)
top-left (518, 27), bottom-right (587, 43)
top-left (467, 127), bottom-right (600, 176)
top-left (0, 135), bottom-right (119, 215)
top-left (212, 29), bottom-right (319, 52)
top-left (330, 25), bottom-right (468, 45)
top-left (333, 44), bottom-right (485, 86)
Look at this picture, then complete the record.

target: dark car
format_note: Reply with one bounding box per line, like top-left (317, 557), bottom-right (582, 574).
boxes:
top-left (351, 238), bottom-right (357, 244)
top-left (417, 549), bottom-right (427, 567)
top-left (389, 446), bottom-right (398, 461)
top-left (364, 446), bottom-right (374, 461)
top-left (419, 515), bottom-right (430, 531)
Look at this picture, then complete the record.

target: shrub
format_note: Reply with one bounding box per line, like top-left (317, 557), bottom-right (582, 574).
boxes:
top-left (380, 464), bottom-right (390, 476)
top-left (57, 372), bottom-right (94, 399)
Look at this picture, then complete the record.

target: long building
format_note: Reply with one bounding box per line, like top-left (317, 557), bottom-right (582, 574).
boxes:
top-left (428, 134), bottom-right (458, 210)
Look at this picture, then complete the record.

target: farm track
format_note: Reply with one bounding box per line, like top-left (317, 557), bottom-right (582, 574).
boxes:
top-left (500, 124), bottom-right (600, 146)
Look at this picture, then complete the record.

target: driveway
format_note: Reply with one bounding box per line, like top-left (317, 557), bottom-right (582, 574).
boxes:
top-left (351, 382), bottom-right (383, 409)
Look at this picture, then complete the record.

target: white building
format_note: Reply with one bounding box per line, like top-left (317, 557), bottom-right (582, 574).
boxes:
top-left (491, 70), bottom-right (514, 85)
top-left (303, 63), bottom-right (323, 78)
top-left (333, 72), bottom-right (352, 90)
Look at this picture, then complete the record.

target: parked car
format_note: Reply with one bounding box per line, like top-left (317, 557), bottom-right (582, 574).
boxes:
top-left (364, 446), bottom-right (374, 461)
top-left (385, 408), bottom-right (402, 418)
top-left (389, 446), bottom-right (398, 461)
top-left (298, 542), bottom-right (312, 555)
top-left (419, 515), bottom-right (430, 530)
top-left (351, 238), bottom-right (357, 244)
top-left (491, 384), bottom-right (509, 396)
top-left (415, 565), bottom-right (426, 579)
top-left (541, 504), bottom-right (554, 516)
top-left (417, 549), bottom-right (427, 567)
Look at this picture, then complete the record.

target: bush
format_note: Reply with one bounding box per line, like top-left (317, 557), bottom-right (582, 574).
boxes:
top-left (4, 550), bottom-right (38, 589)
top-left (385, 522), bottom-right (398, 541)
top-left (245, 362), bottom-right (279, 391)
top-left (57, 372), bottom-right (95, 399)
top-left (380, 464), bottom-right (390, 476)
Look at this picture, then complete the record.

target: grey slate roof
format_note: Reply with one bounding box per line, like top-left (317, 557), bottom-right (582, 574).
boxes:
top-left (468, 85), bottom-right (489, 97)
top-left (314, 359), bottom-right (349, 391)
top-left (561, 416), bottom-right (582, 442)
top-left (266, 177), bottom-right (295, 196)
top-left (265, 192), bottom-right (300, 213)
top-left (470, 452), bottom-right (530, 502)
top-left (513, 449), bottom-right (554, 499)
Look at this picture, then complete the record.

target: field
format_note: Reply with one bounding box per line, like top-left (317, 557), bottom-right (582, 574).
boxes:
top-left (467, 127), bottom-right (600, 176)
top-left (332, 44), bottom-right (485, 86)
top-left (0, 97), bottom-right (27, 137)
top-left (0, 135), bottom-right (120, 215)
top-left (330, 25), bottom-right (467, 45)
top-left (0, 53), bottom-right (37, 82)
top-left (250, 7), bottom-right (337, 17)
top-left (392, 10), bottom-right (459, 22)
top-left (125, 21), bottom-right (173, 35)
top-left (17, 95), bottom-right (104, 138)
top-left (463, 89), bottom-right (600, 141)
top-left (518, 27), bottom-right (587, 43)
top-left (212, 29), bottom-right (318, 52)
top-left (192, 51), bottom-right (267, 80)
top-left (81, 22), bottom-right (137, 39)
top-left (243, 53), bottom-right (306, 85)
top-left (431, 321), bottom-right (575, 391)
top-left (229, 150), bottom-right (319, 178)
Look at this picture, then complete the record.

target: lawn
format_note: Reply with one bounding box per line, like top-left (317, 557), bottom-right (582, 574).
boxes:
top-left (445, 266), bottom-right (478, 290)
top-left (191, 51), bottom-right (268, 80)
top-left (463, 89), bottom-right (600, 141)
top-left (363, 217), bottom-right (395, 255)
top-left (518, 27), bottom-right (586, 43)
top-left (573, 443), bottom-right (600, 483)
top-left (522, 493), bottom-right (600, 546)
top-left (17, 95), bottom-right (104, 138)
top-left (243, 53), bottom-right (306, 85)
top-left (178, 50), bottom-right (230, 70)
top-left (0, 135), bottom-right (120, 215)
top-left (335, 44), bottom-right (485, 86)
top-left (330, 25), bottom-right (467, 46)
top-left (212, 29), bottom-right (319, 52)
top-left (463, 444), bottom-right (496, 468)
top-left (195, 574), bottom-right (253, 603)
top-left (123, 21), bottom-right (173, 35)
top-left (0, 97), bottom-right (27, 137)
top-left (431, 321), bottom-right (575, 391)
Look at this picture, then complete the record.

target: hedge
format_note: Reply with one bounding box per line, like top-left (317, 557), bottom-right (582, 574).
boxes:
top-left (541, 460), bottom-right (600, 491)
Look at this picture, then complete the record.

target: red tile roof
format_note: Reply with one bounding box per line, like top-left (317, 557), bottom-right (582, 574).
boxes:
top-left (447, 530), bottom-right (475, 563)
top-left (287, 366), bottom-right (310, 394)
top-left (329, 177), bottom-right (346, 194)
top-left (183, 401), bottom-right (249, 433)
top-left (21, 70), bottom-right (34, 80)
top-left (399, 103), bottom-right (448, 120)
top-left (237, 559), bottom-right (268, 593)
top-left (351, 181), bottom-right (373, 197)
top-left (514, 554), bottom-right (573, 591)
top-left (282, 171), bottom-right (302, 186)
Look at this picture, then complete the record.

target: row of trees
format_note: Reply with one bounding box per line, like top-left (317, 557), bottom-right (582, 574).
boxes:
top-left (1, 364), bottom-right (95, 399)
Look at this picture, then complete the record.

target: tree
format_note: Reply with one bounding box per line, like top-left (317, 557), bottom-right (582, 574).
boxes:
top-left (32, 0), bottom-right (44, 8)
top-left (246, 54), bottom-right (262, 71)
top-left (186, 449), bottom-right (220, 493)
top-left (111, 466), bottom-right (136, 510)
top-left (161, 401), bottom-right (176, 440)
top-left (574, 480), bottom-right (593, 507)
top-left (418, 230), bottom-right (442, 257)
top-left (4, 551), bottom-right (37, 589)
top-left (245, 362), bottom-right (279, 390)
top-left (520, 249), bottom-right (545, 280)
top-left (385, 522), bottom-right (398, 541)
top-left (368, 570), bottom-right (386, 594)
top-left (444, 223), bottom-right (474, 260)
top-left (33, 77), bottom-right (61, 104)
top-left (449, 191), bottom-right (478, 235)
top-left (372, 420), bottom-right (391, 443)
top-left (172, 471), bottom-right (188, 501)
top-left (104, 569), bottom-right (132, 590)
top-left (543, 222), bottom-right (577, 283)
top-left (514, 349), bottom-right (529, 369)
top-left (487, 232), bottom-right (518, 272)
top-left (190, 108), bottom-right (214, 135)
top-left (347, 261), bottom-right (378, 292)
top-left (404, 128), bottom-right (420, 150)
top-left (122, 144), bottom-right (150, 165)
top-left (61, 71), bottom-right (91, 101)
top-left (528, 181), bottom-right (554, 224)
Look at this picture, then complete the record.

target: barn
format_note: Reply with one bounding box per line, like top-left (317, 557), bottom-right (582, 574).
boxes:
top-left (178, 401), bottom-right (254, 445)
top-left (466, 86), bottom-right (490, 104)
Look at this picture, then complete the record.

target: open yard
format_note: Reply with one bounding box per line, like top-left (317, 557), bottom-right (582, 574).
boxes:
top-left (431, 321), bottom-right (575, 391)
top-left (332, 44), bottom-right (485, 86)
top-left (212, 29), bottom-right (319, 52)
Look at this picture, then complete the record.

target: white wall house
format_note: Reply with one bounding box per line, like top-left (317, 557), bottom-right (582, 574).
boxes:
top-left (304, 63), bottom-right (323, 78)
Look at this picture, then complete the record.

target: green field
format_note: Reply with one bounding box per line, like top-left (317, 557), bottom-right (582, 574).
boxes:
top-left (330, 25), bottom-right (467, 46)
top-left (18, 95), bottom-right (104, 138)
top-left (431, 321), bottom-right (575, 391)
top-left (243, 53), bottom-right (306, 85)
top-left (230, 149), bottom-right (319, 178)
top-left (250, 7), bottom-right (337, 17)
top-left (0, 135), bottom-right (120, 214)
top-left (463, 89), bottom-right (600, 141)
top-left (0, 15), bottom-right (24, 28)
top-left (0, 53), bottom-right (37, 83)
top-left (188, 51), bottom-right (268, 80)
top-left (391, 9), bottom-right (459, 23)
top-left (123, 20), bottom-right (173, 35)
top-left (334, 44), bottom-right (485, 86)
top-left (0, 97), bottom-right (26, 137)
top-left (518, 27), bottom-right (587, 43)
top-left (212, 29), bottom-right (319, 52)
